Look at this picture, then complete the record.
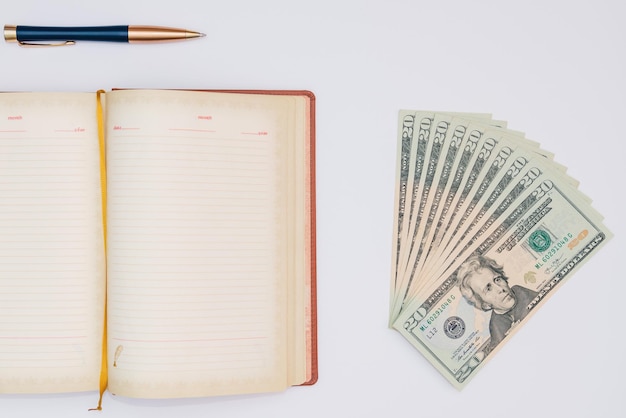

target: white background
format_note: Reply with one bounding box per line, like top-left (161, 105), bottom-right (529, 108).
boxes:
top-left (1, 1), bottom-right (624, 417)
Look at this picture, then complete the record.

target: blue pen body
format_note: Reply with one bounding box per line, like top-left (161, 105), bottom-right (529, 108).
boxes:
top-left (16, 25), bottom-right (129, 42)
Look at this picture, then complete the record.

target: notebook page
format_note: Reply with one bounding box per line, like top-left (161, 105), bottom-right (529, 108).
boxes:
top-left (297, 95), bottom-right (315, 385)
top-left (288, 95), bottom-right (314, 385)
top-left (105, 90), bottom-right (290, 398)
top-left (0, 93), bottom-right (106, 393)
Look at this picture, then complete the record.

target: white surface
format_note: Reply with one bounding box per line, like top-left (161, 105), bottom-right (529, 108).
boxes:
top-left (1, 1), bottom-right (624, 417)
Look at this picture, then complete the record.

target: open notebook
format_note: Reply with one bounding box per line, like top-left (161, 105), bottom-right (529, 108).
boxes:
top-left (0, 89), bottom-right (317, 402)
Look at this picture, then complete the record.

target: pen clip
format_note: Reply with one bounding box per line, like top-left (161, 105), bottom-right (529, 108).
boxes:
top-left (17, 40), bottom-right (76, 47)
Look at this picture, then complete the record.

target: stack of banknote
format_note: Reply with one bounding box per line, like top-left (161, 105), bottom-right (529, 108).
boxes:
top-left (389, 111), bottom-right (612, 389)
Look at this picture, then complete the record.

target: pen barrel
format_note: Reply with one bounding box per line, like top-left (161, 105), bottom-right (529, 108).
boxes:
top-left (15, 25), bottom-right (129, 42)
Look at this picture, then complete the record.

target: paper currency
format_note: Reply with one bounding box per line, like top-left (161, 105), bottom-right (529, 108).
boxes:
top-left (389, 111), bottom-right (612, 389)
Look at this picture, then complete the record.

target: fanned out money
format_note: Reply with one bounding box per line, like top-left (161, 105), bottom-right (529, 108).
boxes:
top-left (389, 111), bottom-right (612, 389)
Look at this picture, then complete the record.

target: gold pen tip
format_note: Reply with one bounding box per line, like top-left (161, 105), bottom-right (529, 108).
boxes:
top-left (127, 26), bottom-right (205, 43)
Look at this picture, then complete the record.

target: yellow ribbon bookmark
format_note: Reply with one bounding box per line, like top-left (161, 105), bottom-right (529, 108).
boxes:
top-left (90, 90), bottom-right (108, 411)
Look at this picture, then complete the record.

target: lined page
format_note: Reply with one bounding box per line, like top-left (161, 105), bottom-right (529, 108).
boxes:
top-left (105, 90), bottom-right (290, 398)
top-left (0, 93), bottom-right (106, 393)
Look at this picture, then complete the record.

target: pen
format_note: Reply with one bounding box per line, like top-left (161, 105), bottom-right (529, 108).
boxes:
top-left (3, 25), bottom-right (205, 47)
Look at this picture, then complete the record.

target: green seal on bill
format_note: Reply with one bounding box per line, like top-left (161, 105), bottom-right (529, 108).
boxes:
top-left (529, 229), bottom-right (551, 252)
